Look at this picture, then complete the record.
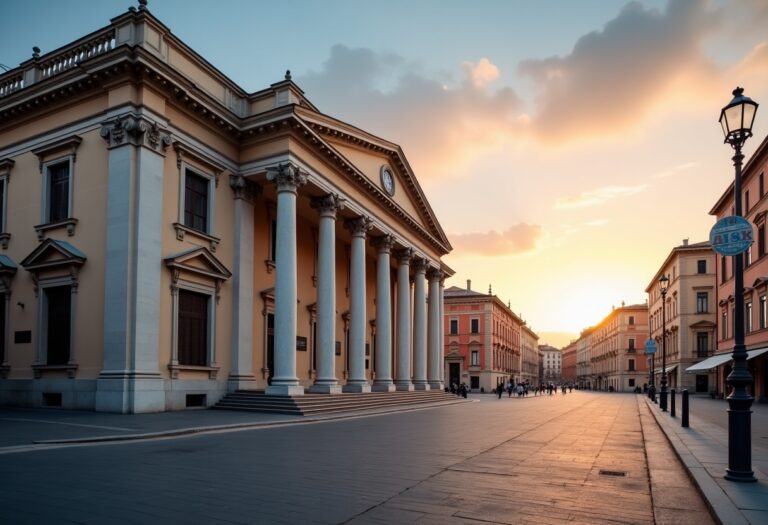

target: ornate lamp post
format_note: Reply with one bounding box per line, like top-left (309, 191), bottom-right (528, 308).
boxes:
top-left (719, 86), bottom-right (758, 482)
top-left (659, 274), bottom-right (669, 411)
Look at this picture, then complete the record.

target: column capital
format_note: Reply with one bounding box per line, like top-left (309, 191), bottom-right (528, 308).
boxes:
top-left (372, 234), bottom-right (395, 254)
top-left (344, 216), bottom-right (373, 237)
top-left (412, 257), bottom-right (428, 274)
top-left (394, 247), bottom-right (413, 264)
top-left (427, 268), bottom-right (444, 281)
top-left (311, 193), bottom-right (345, 218)
top-left (100, 115), bottom-right (172, 153)
top-left (266, 163), bottom-right (307, 193)
top-left (229, 174), bottom-right (262, 202)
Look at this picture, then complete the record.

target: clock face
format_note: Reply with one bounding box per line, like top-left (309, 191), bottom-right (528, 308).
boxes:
top-left (380, 167), bottom-right (395, 196)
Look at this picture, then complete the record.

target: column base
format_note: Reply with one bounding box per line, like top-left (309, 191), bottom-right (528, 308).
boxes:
top-left (307, 383), bottom-right (342, 394)
top-left (343, 382), bottom-right (371, 393)
top-left (428, 381), bottom-right (444, 391)
top-left (395, 382), bottom-right (414, 392)
top-left (227, 374), bottom-right (258, 392)
top-left (372, 381), bottom-right (396, 392)
top-left (266, 384), bottom-right (305, 396)
top-left (413, 382), bottom-right (431, 391)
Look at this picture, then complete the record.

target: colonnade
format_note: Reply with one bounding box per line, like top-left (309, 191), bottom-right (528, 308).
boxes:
top-left (264, 164), bottom-right (445, 396)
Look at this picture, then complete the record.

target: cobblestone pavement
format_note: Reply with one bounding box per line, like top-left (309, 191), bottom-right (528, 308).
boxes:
top-left (0, 392), bottom-right (714, 524)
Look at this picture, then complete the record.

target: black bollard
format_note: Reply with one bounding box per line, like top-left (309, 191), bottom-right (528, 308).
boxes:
top-left (682, 389), bottom-right (689, 428)
top-left (670, 389), bottom-right (676, 417)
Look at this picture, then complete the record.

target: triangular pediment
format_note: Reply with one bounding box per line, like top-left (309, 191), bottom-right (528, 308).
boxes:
top-left (164, 247), bottom-right (231, 281)
top-left (690, 320), bottom-right (716, 329)
top-left (292, 107), bottom-right (452, 255)
top-left (21, 239), bottom-right (86, 272)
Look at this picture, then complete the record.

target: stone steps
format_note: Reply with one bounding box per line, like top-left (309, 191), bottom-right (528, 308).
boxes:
top-left (214, 389), bottom-right (463, 415)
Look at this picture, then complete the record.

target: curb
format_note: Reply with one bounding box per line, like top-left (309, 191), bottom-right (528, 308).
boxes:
top-left (642, 396), bottom-right (749, 525)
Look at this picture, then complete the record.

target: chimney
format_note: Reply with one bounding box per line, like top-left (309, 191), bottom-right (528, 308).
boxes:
top-left (682, 238), bottom-right (689, 246)
top-left (467, 279), bottom-right (471, 291)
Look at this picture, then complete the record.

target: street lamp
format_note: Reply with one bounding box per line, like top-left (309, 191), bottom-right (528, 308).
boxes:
top-left (720, 86), bottom-right (758, 483)
top-left (659, 274), bottom-right (669, 411)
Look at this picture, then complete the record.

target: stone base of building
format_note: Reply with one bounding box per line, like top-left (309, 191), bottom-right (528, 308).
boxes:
top-left (395, 382), bottom-right (414, 392)
top-left (413, 382), bottom-right (431, 391)
top-left (266, 383), bottom-right (305, 396)
top-left (95, 372), bottom-right (166, 413)
top-left (307, 383), bottom-right (343, 394)
top-left (342, 382), bottom-right (371, 393)
top-left (227, 374), bottom-right (258, 392)
top-left (428, 381), bottom-right (444, 391)
top-left (371, 381), bottom-right (396, 392)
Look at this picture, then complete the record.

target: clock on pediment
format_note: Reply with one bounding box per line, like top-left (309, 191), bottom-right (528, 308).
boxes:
top-left (380, 165), bottom-right (395, 196)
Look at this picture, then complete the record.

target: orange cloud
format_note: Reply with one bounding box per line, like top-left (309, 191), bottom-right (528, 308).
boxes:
top-left (555, 185), bottom-right (647, 209)
top-left (449, 224), bottom-right (543, 256)
top-left (462, 58), bottom-right (500, 89)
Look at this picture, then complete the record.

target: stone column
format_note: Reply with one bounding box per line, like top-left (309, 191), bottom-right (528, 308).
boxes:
top-left (372, 235), bottom-right (395, 392)
top-left (395, 248), bottom-right (413, 391)
top-left (309, 194), bottom-right (344, 394)
top-left (343, 216), bottom-right (372, 393)
top-left (412, 257), bottom-right (429, 390)
top-left (427, 268), bottom-right (443, 389)
top-left (265, 164), bottom-right (306, 396)
top-left (228, 175), bottom-right (260, 391)
top-left (439, 275), bottom-right (446, 388)
top-left (96, 115), bottom-right (170, 413)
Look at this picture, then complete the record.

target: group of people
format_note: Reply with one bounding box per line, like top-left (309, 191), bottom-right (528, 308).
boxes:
top-left (449, 382), bottom-right (469, 398)
top-left (495, 382), bottom-right (575, 398)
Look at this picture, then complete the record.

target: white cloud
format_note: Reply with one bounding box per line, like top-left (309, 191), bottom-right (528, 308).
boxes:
top-left (555, 185), bottom-right (648, 209)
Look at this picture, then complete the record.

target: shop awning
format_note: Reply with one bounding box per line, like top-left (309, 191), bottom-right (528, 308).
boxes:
top-left (686, 353), bottom-right (733, 372)
top-left (660, 365), bottom-right (677, 375)
top-left (747, 347), bottom-right (768, 360)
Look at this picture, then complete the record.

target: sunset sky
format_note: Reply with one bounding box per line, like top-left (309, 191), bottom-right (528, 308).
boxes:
top-left (3, 0), bottom-right (768, 347)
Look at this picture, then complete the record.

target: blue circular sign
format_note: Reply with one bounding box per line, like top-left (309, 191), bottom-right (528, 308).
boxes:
top-left (644, 340), bottom-right (657, 354)
top-left (710, 216), bottom-right (754, 256)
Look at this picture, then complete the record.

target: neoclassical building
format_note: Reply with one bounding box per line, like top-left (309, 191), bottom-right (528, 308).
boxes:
top-left (0, 2), bottom-right (453, 412)
top-left (443, 281), bottom-right (536, 391)
top-left (588, 304), bottom-right (649, 392)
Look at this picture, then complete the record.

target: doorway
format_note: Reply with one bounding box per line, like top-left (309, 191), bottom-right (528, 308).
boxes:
top-left (449, 363), bottom-right (460, 388)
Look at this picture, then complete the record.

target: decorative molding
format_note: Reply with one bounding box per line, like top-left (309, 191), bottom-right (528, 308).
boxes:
top-left (344, 215), bottom-right (373, 237)
top-left (266, 163), bottom-right (307, 192)
top-left (228, 174), bottom-right (261, 203)
top-left (172, 222), bottom-right (221, 252)
top-left (394, 247), bottom-right (413, 264)
top-left (34, 217), bottom-right (78, 241)
top-left (173, 140), bottom-right (225, 185)
top-left (31, 363), bottom-right (78, 379)
top-left (100, 115), bottom-right (171, 152)
top-left (310, 193), bottom-right (345, 218)
top-left (167, 364), bottom-right (219, 380)
top-left (372, 234), bottom-right (395, 253)
top-left (31, 135), bottom-right (82, 172)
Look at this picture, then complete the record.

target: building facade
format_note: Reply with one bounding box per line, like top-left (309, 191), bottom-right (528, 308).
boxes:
top-left (520, 324), bottom-right (540, 386)
top-left (576, 328), bottom-right (593, 389)
top-left (646, 240), bottom-right (717, 393)
top-left (0, 3), bottom-right (453, 412)
top-left (443, 281), bottom-right (536, 391)
top-left (703, 134), bottom-right (768, 402)
top-left (589, 304), bottom-right (649, 392)
top-left (561, 340), bottom-right (577, 385)
top-left (539, 344), bottom-right (561, 384)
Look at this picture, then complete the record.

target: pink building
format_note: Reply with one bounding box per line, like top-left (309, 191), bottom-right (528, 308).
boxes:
top-left (589, 304), bottom-right (649, 392)
top-left (561, 340), bottom-right (577, 384)
top-left (444, 281), bottom-right (534, 391)
top-left (704, 134), bottom-right (768, 402)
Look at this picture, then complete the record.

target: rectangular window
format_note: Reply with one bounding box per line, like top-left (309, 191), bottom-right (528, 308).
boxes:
top-left (722, 310), bottom-right (728, 340)
top-left (470, 318), bottom-right (479, 334)
top-left (450, 319), bottom-right (458, 335)
top-left (747, 245), bottom-right (753, 266)
top-left (628, 359), bottom-right (635, 372)
top-left (471, 350), bottom-right (479, 366)
top-left (761, 295), bottom-right (767, 329)
top-left (46, 286), bottom-right (71, 365)
top-left (184, 169), bottom-right (209, 233)
top-left (47, 161), bottom-right (70, 223)
top-left (629, 378), bottom-right (636, 387)
top-left (697, 260), bottom-right (706, 274)
top-left (0, 176), bottom-right (5, 232)
top-left (760, 224), bottom-right (766, 258)
top-left (746, 301), bottom-right (753, 333)
top-left (628, 316), bottom-right (635, 325)
top-left (721, 256), bottom-right (727, 283)
top-left (178, 289), bottom-right (209, 366)
top-left (628, 338), bottom-right (635, 350)
top-left (270, 219), bottom-right (277, 262)
top-left (761, 172), bottom-right (765, 198)
top-left (696, 292), bottom-right (708, 313)
top-left (745, 190), bottom-right (750, 213)
top-left (697, 332), bottom-right (708, 357)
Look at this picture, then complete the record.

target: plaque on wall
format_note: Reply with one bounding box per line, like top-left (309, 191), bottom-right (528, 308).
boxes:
top-left (14, 331), bottom-right (32, 344)
top-left (296, 336), bottom-right (307, 351)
